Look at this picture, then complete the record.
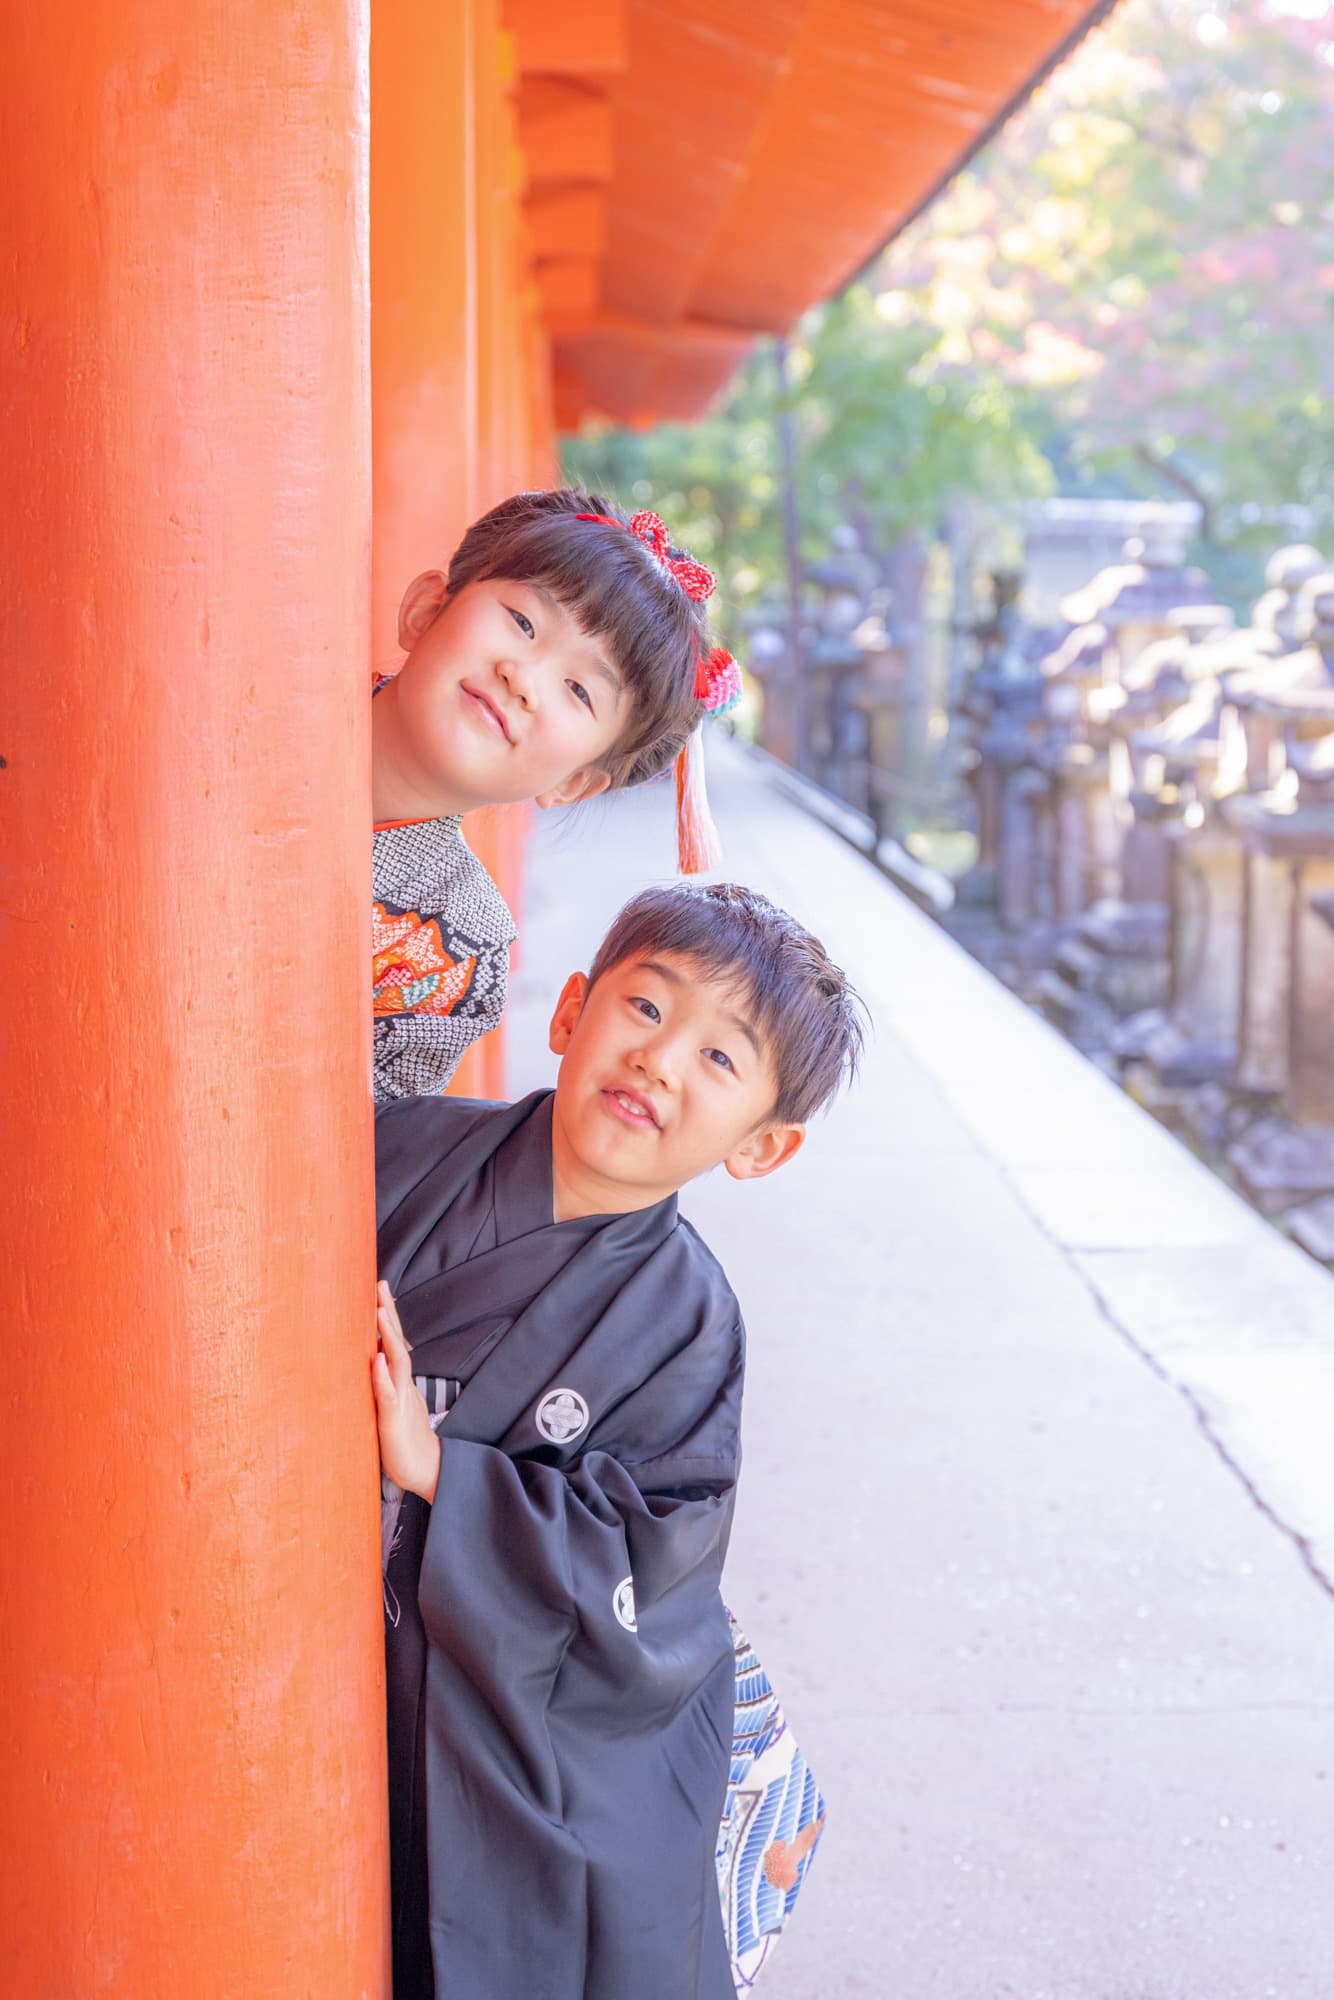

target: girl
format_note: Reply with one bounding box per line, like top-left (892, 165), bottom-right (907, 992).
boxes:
top-left (371, 488), bottom-right (739, 1099)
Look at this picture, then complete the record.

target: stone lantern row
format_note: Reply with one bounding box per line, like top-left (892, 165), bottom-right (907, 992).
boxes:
top-left (954, 536), bottom-right (1334, 1266)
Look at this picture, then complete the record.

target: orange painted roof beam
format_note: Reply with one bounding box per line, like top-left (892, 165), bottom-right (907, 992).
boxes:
top-left (504, 0), bottom-right (1119, 426)
top-left (528, 185), bottom-right (609, 261)
top-left (509, 0), bottom-right (627, 74)
top-left (517, 77), bottom-right (615, 182)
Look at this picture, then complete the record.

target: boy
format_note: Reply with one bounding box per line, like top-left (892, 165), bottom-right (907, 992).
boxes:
top-left (372, 882), bottom-right (863, 2000)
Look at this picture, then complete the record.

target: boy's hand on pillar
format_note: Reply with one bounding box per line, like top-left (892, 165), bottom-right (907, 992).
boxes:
top-left (372, 1280), bottom-right (442, 1505)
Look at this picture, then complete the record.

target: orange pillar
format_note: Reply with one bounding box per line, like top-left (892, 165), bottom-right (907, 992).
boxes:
top-left (465, 2), bottom-right (534, 1095)
top-left (475, 7), bottom-right (523, 508)
top-left (374, 0), bottom-right (536, 1101)
top-left (371, 0), bottom-right (481, 666)
top-left (0, 6), bottom-right (388, 1996)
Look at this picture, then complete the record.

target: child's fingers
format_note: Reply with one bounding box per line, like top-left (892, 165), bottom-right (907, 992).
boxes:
top-left (371, 1349), bottom-right (397, 1408)
top-left (377, 1302), bottom-right (408, 1357)
top-left (376, 1282), bottom-right (408, 1348)
top-left (376, 1306), bottom-right (414, 1394)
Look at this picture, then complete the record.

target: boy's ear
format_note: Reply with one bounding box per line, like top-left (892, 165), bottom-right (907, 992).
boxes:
top-left (723, 1122), bottom-right (805, 1184)
top-left (398, 570), bottom-right (450, 650)
top-left (536, 767), bottom-right (613, 810)
top-left (548, 971), bottom-right (590, 1055)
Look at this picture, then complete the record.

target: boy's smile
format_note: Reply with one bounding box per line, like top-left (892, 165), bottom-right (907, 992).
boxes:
top-left (547, 953), bottom-right (804, 1221)
top-left (373, 574), bottom-right (630, 821)
top-left (602, 1083), bottom-right (659, 1129)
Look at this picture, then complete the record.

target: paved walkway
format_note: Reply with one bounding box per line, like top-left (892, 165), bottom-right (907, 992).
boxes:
top-left (505, 739), bottom-right (1334, 2000)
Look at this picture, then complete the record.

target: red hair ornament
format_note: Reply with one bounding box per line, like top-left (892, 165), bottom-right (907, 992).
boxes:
top-left (695, 646), bottom-right (743, 718)
top-left (674, 645), bottom-right (744, 875)
top-left (574, 508), bottom-right (742, 875)
top-left (576, 508), bottom-right (718, 604)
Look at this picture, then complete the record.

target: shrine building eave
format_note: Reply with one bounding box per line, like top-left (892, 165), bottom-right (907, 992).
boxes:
top-left (506, 0), bottom-right (1121, 430)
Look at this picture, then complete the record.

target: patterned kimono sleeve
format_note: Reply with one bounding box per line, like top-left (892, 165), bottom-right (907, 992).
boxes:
top-left (372, 955), bottom-right (508, 1100)
top-left (372, 814), bottom-right (516, 1102)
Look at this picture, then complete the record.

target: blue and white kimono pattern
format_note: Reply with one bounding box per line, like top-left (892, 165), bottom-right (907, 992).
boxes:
top-left (718, 1615), bottom-right (827, 1991)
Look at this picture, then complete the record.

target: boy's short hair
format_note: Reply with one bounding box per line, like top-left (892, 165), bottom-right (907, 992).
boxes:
top-left (587, 882), bottom-right (865, 1124)
top-left (446, 489), bottom-right (706, 790)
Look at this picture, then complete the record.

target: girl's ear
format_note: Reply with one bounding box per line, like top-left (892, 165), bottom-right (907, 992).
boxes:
top-left (536, 767), bottom-right (613, 810)
top-left (548, 972), bottom-right (590, 1055)
top-left (398, 570), bottom-right (450, 651)
top-left (724, 1122), bottom-right (805, 1184)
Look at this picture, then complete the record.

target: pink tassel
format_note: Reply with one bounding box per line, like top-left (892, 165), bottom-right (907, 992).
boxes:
top-left (675, 728), bottom-right (723, 875)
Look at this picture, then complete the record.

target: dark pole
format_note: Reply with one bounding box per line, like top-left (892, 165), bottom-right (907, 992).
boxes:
top-left (773, 334), bottom-right (807, 775)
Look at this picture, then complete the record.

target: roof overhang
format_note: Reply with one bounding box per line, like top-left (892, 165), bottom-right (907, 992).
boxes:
top-left (506, 0), bottom-right (1119, 428)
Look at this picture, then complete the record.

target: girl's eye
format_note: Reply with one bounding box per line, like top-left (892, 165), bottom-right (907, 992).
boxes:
top-left (507, 606), bottom-right (535, 639)
top-left (704, 1048), bottom-right (735, 1072)
top-left (567, 679), bottom-right (593, 711)
top-left (629, 997), bottom-right (660, 1023)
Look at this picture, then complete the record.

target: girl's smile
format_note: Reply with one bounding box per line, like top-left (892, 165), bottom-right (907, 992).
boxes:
top-left (460, 680), bottom-right (514, 743)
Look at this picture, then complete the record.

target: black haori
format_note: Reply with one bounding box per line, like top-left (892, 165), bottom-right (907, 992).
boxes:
top-left (376, 1090), bottom-right (742, 2000)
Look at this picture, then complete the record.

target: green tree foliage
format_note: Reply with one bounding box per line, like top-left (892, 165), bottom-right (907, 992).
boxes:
top-left (785, 288), bottom-right (1054, 555)
top-left (563, 292), bottom-right (1051, 626)
top-left (881, 0), bottom-right (1334, 557)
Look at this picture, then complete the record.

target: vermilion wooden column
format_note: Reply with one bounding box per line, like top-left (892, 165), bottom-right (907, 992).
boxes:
top-left (475, 6), bottom-right (522, 510)
top-left (0, 5), bottom-right (388, 1995)
top-left (371, 0), bottom-right (480, 666)
top-left (373, 0), bottom-right (538, 1101)
top-left (464, 1), bottom-right (534, 1096)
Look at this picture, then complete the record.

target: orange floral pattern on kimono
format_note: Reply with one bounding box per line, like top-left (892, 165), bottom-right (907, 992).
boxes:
top-left (371, 813), bottom-right (515, 1098)
top-left (373, 904), bottom-right (479, 1019)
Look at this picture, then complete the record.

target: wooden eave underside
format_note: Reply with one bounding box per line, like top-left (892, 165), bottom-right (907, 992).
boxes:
top-left (505, 0), bottom-right (1114, 427)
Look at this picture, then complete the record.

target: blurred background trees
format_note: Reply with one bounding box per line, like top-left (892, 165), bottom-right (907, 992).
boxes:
top-left (563, 0), bottom-right (1334, 636)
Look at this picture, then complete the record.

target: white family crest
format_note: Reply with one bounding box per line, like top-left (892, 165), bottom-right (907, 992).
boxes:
top-left (535, 1386), bottom-right (590, 1445)
top-left (613, 1576), bottom-right (638, 1632)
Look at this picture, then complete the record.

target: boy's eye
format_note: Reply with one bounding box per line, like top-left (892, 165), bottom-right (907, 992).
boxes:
top-left (704, 1048), bottom-right (735, 1072)
top-left (507, 606), bottom-right (535, 639)
top-left (567, 679), bottom-right (593, 711)
top-left (629, 997), bottom-right (660, 1023)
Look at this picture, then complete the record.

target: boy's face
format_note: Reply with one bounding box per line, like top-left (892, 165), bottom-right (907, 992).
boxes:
top-left (547, 952), bottom-right (805, 1218)
top-left (393, 572), bottom-right (631, 814)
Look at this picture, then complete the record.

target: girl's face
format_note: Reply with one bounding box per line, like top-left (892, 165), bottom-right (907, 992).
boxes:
top-left (393, 573), bottom-right (631, 814)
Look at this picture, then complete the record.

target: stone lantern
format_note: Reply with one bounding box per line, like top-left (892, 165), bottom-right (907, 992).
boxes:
top-left (1037, 615), bottom-right (1246, 1052)
top-left (1041, 526), bottom-right (1216, 928)
top-left (1225, 574), bottom-right (1334, 1246)
top-left (956, 570), bottom-right (1042, 907)
top-left (1105, 554), bottom-right (1324, 1101)
top-left (744, 612), bottom-right (798, 768)
top-left (1250, 542), bottom-right (1325, 649)
top-left (1112, 622), bottom-right (1287, 1095)
top-left (849, 603), bottom-right (912, 843)
top-left (1118, 606), bottom-right (1239, 907)
top-left (1034, 617), bottom-right (1112, 922)
top-left (1225, 543), bottom-right (1329, 794)
top-left (1016, 530), bottom-right (1216, 1041)
top-left (802, 553), bottom-right (877, 801)
top-left (1291, 889), bottom-right (1334, 1260)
